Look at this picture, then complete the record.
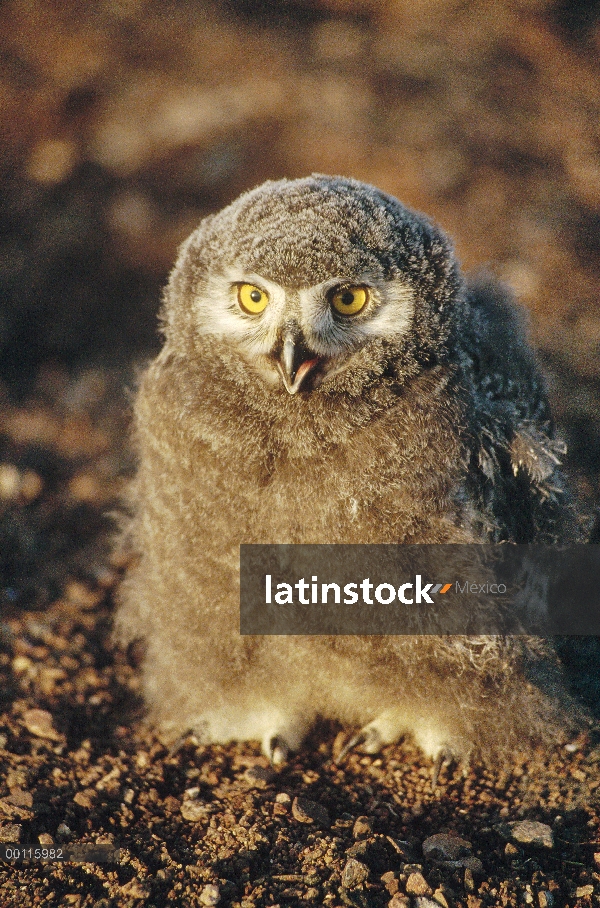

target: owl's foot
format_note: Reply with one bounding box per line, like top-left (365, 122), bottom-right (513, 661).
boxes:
top-left (335, 721), bottom-right (385, 763)
top-left (167, 729), bottom-right (195, 758)
top-left (335, 711), bottom-right (459, 774)
top-left (264, 734), bottom-right (290, 766)
top-left (431, 744), bottom-right (455, 788)
top-left (261, 714), bottom-right (310, 765)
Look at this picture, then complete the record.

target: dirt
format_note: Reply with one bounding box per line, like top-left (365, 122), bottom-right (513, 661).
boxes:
top-left (1, 0), bottom-right (600, 905)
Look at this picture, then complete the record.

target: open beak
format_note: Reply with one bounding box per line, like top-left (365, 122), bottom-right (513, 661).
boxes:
top-left (277, 330), bottom-right (321, 395)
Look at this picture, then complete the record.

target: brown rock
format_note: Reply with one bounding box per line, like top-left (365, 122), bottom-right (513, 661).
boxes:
top-left (386, 837), bottom-right (415, 862)
top-left (353, 815), bottom-right (375, 839)
top-left (381, 870), bottom-right (399, 895)
top-left (22, 709), bottom-right (62, 741)
top-left (291, 796), bottom-right (330, 827)
top-left (73, 790), bottom-right (95, 809)
top-left (19, 470), bottom-right (43, 502)
top-left (120, 880), bottom-right (150, 899)
top-left (406, 872), bottom-right (433, 896)
top-left (462, 857), bottom-right (484, 874)
top-left (423, 833), bottom-right (473, 862)
top-left (0, 798), bottom-right (34, 821)
top-left (0, 824), bottom-right (22, 842)
top-left (464, 869), bottom-right (475, 892)
top-left (7, 788), bottom-right (33, 809)
top-left (200, 884), bottom-right (221, 906)
top-left (244, 765), bottom-right (275, 787)
top-left (180, 800), bottom-right (209, 822)
top-left (64, 581), bottom-right (103, 610)
top-left (507, 820), bottom-right (553, 849)
top-left (0, 464), bottom-right (21, 500)
top-left (341, 858), bottom-right (369, 888)
top-left (433, 887), bottom-right (451, 908)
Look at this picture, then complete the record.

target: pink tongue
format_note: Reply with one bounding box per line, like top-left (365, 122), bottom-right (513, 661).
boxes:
top-left (295, 357), bottom-right (319, 384)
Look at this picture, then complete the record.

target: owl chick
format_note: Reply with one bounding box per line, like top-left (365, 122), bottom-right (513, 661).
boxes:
top-left (116, 175), bottom-right (583, 767)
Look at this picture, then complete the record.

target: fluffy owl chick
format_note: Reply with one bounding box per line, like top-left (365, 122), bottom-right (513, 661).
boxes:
top-left (116, 175), bottom-right (583, 767)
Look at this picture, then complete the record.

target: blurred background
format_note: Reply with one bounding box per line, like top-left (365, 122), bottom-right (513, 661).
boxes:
top-left (1, 0), bottom-right (599, 607)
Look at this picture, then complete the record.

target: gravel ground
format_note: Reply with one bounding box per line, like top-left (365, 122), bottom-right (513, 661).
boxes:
top-left (0, 370), bottom-right (600, 907)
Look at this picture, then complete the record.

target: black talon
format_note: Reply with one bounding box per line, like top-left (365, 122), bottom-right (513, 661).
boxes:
top-left (431, 745), bottom-right (454, 789)
top-left (167, 729), bottom-right (195, 759)
top-left (335, 730), bottom-right (366, 764)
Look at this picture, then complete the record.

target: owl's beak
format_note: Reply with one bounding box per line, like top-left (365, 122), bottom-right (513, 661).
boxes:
top-left (277, 331), bottom-right (320, 395)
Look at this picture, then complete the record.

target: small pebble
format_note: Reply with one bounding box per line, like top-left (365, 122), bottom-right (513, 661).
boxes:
top-left (353, 815), bottom-right (374, 839)
top-left (341, 858), bottom-right (369, 888)
top-left (433, 888), bottom-right (450, 908)
top-left (432, 855), bottom-right (483, 875)
top-left (0, 824), bottom-right (21, 843)
top-left (389, 897), bottom-right (410, 908)
top-left (180, 800), bottom-right (209, 822)
top-left (292, 796), bottom-right (330, 826)
top-left (576, 885), bottom-right (594, 898)
top-left (538, 891), bottom-right (554, 908)
top-left (38, 834), bottom-right (54, 845)
top-left (200, 884), bottom-right (220, 906)
top-left (73, 790), bottom-right (95, 809)
top-left (406, 872), bottom-right (432, 896)
top-left (7, 788), bottom-right (33, 809)
top-left (244, 765), bottom-right (274, 787)
top-left (423, 833), bottom-right (472, 862)
top-left (381, 870), bottom-right (399, 895)
top-left (508, 820), bottom-right (553, 849)
top-left (64, 581), bottom-right (103, 610)
top-left (12, 656), bottom-right (33, 677)
top-left (387, 838), bottom-right (415, 862)
top-left (0, 464), bottom-right (21, 500)
top-left (414, 899), bottom-right (443, 908)
top-left (68, 472), bottom-right (105, 503)
top-left (19, 470), bottom-right (43, 502)
top-left (22, 709), bottom-right (62, 741)
top-left (275, 792), bottom-right (291, 804)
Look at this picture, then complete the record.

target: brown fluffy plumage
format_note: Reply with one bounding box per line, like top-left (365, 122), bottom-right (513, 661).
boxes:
top-left (116, 175), bottom-right (583, 765)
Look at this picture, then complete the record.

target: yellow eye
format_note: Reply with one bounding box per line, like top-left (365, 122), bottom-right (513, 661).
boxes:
top-left (238, 283), bottom-right (269, 314)
top-left (330, 285), bottom-right (369, 316)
